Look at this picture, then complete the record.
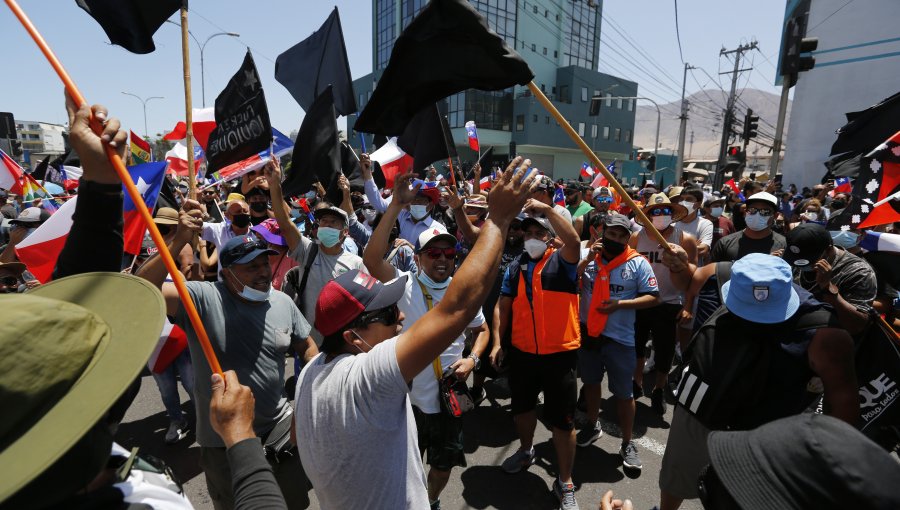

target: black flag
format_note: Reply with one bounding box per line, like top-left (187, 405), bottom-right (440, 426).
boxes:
top-left (831, 91), bottom-right (900, 156)
top-left (206, 50), bottom-right (273, 173)
top-left (283, 87), bottom-right (341, 204)
top-left (76, 0), bottom-right (183, 54)
top-left (30, 156), bottom-right (51, 181)
top-left (354, 0), bottom-right (534, 136)
top-left (397, 104), bottom-right (457, 174)
top-left (275, 7), bottom-right (356, 116)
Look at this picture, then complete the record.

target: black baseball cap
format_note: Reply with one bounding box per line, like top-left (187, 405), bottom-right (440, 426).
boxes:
top-left (708, 413), bottom-right (900, 509)
top-left (315, 270), bottom-right (408, 336)
top-left (220, 235), bottom-right (277, 267)
top-left (782, 223), bottom-right (832, 269)
top-left (603, 212), bottom-right (632, 233)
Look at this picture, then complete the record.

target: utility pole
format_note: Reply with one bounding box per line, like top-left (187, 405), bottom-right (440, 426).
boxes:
top-left (715, 41), bottom-right (757, 189)
top-left (675, 63), bottom-right (696, 185)
top-left (688, 130), bottom-right (694, 159)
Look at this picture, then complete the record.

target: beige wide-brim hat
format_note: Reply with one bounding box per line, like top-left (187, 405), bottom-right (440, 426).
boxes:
top-left (636, 192), bottom-right (689, 226)
top-left (0, 273), bottom-right (165, 503)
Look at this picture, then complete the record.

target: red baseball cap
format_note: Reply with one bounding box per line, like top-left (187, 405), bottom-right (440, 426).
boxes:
top-left (315, 270), bottom-right (408, 336)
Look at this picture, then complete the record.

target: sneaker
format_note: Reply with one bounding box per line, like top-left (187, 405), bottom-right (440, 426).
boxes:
top-left (165, 419), bottom-right (188, 444)
top-left (620, 441), bottom-right (642, 470)
top-left (576, 420), bottom-right (603, 447)
top-left (643, 353), bottom-right (656, 374)
top-left (651, 388), bottom-right (667, 415)
top-left (501, 447), bottom-right (535, 473)
top-left (552, 478), bottom-right (580, 510)
top-left (632, 380), bottom-right (643, 399)
top-left (430, 499), bottom-right (441, 510)
top-left (471, 385), bottom-right (486, 405)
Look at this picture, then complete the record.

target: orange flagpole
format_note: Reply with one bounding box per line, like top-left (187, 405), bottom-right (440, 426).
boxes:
top-left (5, 0), bottom-right (223, 375)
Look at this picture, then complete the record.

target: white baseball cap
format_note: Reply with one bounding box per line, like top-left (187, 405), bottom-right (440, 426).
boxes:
top-left (417, 226), bottom-right (457, 252)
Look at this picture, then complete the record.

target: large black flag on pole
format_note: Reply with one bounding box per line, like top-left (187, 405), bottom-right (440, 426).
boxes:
top-left (275, 7), bottom-right (357, 116)
top-left (76, 0), bottom-right (183, 54)
top-left (397, 104), bottom-right (458, 174)
top-left (205, 50), bottom-right (273, 173)
top-left (354, 0), bottom-right (534, 136)
top-left (283, 86), bottom-right (342, 204)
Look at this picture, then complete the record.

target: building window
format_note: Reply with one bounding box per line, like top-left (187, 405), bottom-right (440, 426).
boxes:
top-left (516, 115), bottom-right (525, 131)
top-left (543, 47), bottom-right (547, 55)
top-left (605, 94), bottom-right (612, 107)
top-left (577, 123), bottom-right (585, 136)
top-left (603, 126), bottom-right (610, 140)
top-left (554, 50), bottom-right (558, 58)
top-left (533, 5), bottom-right (537, 14)
top-left (533, 114), bottom-right (538, 122)
top-left (591, 125), bottom-right (598, 138)
top-left (358, 93), bottom-right (365, 107)
top-left (614, 128), bottom-right (621, 141)
top-left (521, 41), bottom-right (525, 49)
top-left (545, 116), bottom-right (550, 124)
top-left (545, 9), bottom-right (548, 17)
top-left (541, 83), bottom-right (546, 92)
top-left (627, 99), bottom-right (634, 112)
top-left (617, 98), bottom-right (623, 109)
top-left (581, 87), bottom-right (588, 102)
top-left (531, 43), bottom-right (536, 52)
top-left (625, 130), bottom-right (632, 143)
top-left (559, 85), bottom-right (569, 103)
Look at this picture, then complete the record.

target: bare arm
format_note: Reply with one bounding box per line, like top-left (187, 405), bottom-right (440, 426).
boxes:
top-left (395, 158), bottom-right (538, 382)
top-left (264, 160), bottom-right (301, 253)
top-left (444, 186), bottom-right (481, 245)
top-left (524, 198), bottom-right (581, 264)
top-left (292, 336), bottom-right (319, 364)
top-left (808, 328), bottom-right (859, 426)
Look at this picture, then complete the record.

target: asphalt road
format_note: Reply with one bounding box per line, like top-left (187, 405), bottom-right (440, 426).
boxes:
top-left (117, 366), bottom-right (703, 510)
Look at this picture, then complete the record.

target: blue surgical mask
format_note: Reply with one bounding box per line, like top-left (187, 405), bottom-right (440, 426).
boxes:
top-left (317, 226), bottom-right (342, 248)
top-left (410, 204), bottom-right (429, 220)
top-left (417, 269), bottom-right (450, 290)
top-left (830, 230), bottom-right (860, 249)
top-left (745, 213), bottom-right (769, 232)
top-left (710, 207), bottom-right (724, 218)
top-left (228, 269), bottom-right (271, 302)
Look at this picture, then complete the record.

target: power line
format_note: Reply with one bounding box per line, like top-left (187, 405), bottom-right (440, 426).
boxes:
top-left (190, 8), bottom-right (277, 64)
top-left (673, 0), bottom-right (685, 64)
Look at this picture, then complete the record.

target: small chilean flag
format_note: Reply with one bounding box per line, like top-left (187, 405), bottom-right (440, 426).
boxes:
top-left (15, 195), bottom-right (77, 283)
top-left (164, 107), bottom-right (217, 150)
top-left (580, 162), bottom-right (594, 179)
top-left (724, 178), bottom-right (742, 197)
top-left (123, 162), bottom-right (168, 255)
top-left (479, 176), bottom-right (491, 191)
top-left (833, 177), bottom-right (852, 194)
top-left (370, 137), bottom-right (414, 188)
top-left (465, 121), bottom-right (479, 152)
top-left (554, 186), bottom-right (566, 206)
top-left (148, 320), bottom-right (188, 374)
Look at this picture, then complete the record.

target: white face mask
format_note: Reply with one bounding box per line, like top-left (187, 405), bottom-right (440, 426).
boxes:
top-left (228, 269), bottom-right (271, 302)
top-left (350, 330), bottom-right (375, 354)
top-left (710, 207), bottom-right (724, 218)
top-left (651, 215), bottom-right (672, 230)
top-left (410, 204), bottom-right (429, 220)
top-left (745, 213), bottom-right (770, 232)
top-left (684, 202), bottom-right (698, 214)
top-left (361, 209), bottom-right (377, 224)
top-left (802, 211), bottom-right (819, 221)
top-left (523, 239), bottom-right (548, 259)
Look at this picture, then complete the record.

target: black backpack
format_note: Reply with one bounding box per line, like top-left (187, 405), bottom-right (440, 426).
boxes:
top-left (677, 293), bottom-right (837, 430)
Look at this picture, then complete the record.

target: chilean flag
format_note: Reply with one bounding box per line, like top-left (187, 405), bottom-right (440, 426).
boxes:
top-left (580, 162), bottom-right (595, 179)
top-left (834, 177), bottom-right (852, 194)
top-left (465, 121), bottom-right (479, 152)
top-left (724, 178), bottom-right (745, 200)
top-left (148, 319), bottom-right (188, 374)
top-left (165, 142), bottom-right (204, 176)
top-left (123, 162), bottom-right (168, 255)
top-left (0, 149), bottom-right (24, 194)
top-left (164, 107), bottom-right (217, 150)
top-left (15, 196), bottom-right (78, 282)
top-left (860, 231), bottom-right (900, 254)
top-left (479, 176), bottom-right (491, 191)
top-left (370, 137), bottom-right (414, 188)
top-left (218, 128), bottom-right (293, 181)
top-left (554, 186), bottom-right (566, 206)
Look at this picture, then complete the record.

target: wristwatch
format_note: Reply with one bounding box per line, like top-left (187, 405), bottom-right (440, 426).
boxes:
top-left (467, 353), bottom-right (482, 371)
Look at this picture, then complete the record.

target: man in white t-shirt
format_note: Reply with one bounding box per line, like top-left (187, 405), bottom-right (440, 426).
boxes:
top-left (295, 160), bottom-right (539, 509)
top-left (673, 186), bottom-right (713, 264)
top-left (364, 221), bottom-right (490, 510)
top-left (201, 199), bottom-right (252, 277)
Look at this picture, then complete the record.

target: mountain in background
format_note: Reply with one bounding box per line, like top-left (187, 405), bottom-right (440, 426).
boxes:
top-left (633, 88), bottom-right (790, 161)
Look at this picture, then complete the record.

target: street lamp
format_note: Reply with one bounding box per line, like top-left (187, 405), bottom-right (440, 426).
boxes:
top-left (590, 95), bottom-right (661, 182)
top-left (165, 20), bottom-right (240, 107)
top-left (121, 92), bottom-right (164, 140)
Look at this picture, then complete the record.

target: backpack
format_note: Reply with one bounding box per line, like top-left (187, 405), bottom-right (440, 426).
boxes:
top-left (282, 243), bottom-right (318, 314)
top-left (677, 291), bottom-right (837, 430)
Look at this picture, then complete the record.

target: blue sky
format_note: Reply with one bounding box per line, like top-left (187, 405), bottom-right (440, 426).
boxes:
top-left (0, 0), bottom-right (788, 138)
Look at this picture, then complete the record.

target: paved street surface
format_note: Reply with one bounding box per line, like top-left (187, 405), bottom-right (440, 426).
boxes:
top-left (117, 365), bottom-right (703, 510)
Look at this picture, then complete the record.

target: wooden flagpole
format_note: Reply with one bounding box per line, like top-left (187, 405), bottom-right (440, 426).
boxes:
top-left (180, 6), bottom-right (196, 199)
top-left (5, 0), bottom-right (223, 375)
top-left (526, 81), bottom-right (672, 251)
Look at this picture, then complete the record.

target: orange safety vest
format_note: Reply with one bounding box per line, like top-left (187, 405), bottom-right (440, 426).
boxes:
top-left (510, 249), bottom-right (581, 355)
top-left (586, 247), bottom-right (643, 338)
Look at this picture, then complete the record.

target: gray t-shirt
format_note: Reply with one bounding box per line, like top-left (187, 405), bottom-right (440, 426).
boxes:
top-left (796, 247), bottom-right (877, 315)
top-left (295, 337), bottom-right (428, 510)
top-left (289, 235), bottom-right (365, 344)
top-left (175, 281), bottom-right (311, 447)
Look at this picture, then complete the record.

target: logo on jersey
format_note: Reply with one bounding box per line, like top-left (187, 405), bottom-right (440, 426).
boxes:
top-left (620, 267), bottom-right (635, 281)
top-left (648, 276), bottom-right (657, 287)
top-left (753, 285), bottom-right (769, 301)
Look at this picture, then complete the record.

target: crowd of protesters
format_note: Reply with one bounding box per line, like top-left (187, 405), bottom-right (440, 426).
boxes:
top-left (2, 100), bottom-right (900, 510)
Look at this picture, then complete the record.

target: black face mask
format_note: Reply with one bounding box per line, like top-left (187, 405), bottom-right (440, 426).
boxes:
top-left (231, 214), bottom-right (251, 228)
top-left (602, 237), bottom-right (627, 258)
top-left (250, 202), bottom-right (268, 213)
top-left (831, 200), bottom-right (846, 210)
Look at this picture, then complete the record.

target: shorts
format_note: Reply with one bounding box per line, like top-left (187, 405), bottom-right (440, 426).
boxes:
top-left (658, 405), bottom-right (711, 499)
top-left (578, 333), bottom-right (637, 400)
top-left (635, 303), bottom-right (682, 372)
top-left (508, 347), bottom-right (578, 431)
top-left (413, 406), bottom-right (467, 472)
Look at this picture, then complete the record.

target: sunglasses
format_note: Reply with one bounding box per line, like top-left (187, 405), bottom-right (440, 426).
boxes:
top-left (649, 207), bottom-right (673, 216)
top-left (230, 237), bottom-right (268, 258)
top-left (423, 247), bottom-right (457, 260)
top-left (0, 276), bottom-right (18, 287)
top-left (353, 304), bottom-right (400, 328)
top-left (594, 196), bottom-right (613, 204)
top-left (202, 190), bottom-right (217, 195)
top-left (746, 207), bottom-right (774, 217)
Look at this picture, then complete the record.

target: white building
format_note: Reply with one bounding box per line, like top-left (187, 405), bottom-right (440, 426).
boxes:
top-left (14, 120), bottom-right (67, 162)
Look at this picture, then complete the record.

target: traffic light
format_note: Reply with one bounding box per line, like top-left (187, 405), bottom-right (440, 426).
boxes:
top-left (742, 108), bottom-right (759, 142)
top-left (10, 140), bottom-right (22, 157)
top-left (726, 146), bottom-right (745, 166)
top-left (781, 18), bottom-right (818, 88)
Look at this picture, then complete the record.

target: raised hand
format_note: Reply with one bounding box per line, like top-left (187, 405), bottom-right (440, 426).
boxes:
top-left (391, 170), bottom-right (421, 206)
top-left (65, 95), bottom-right (127, 185)
top-left (486, 157), bottom-right (539, 226)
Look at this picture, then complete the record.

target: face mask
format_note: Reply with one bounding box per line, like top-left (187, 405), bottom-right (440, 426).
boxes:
top-left (831, 200), bottom-right (846, 210)
top-left (524, 239), bottom-right (548, 259)
top-left (305, 190), bottom-right (317, 200)
top-left (831, 230), bottom-right (860, 249)
top-left (417, 269), bottom-right (450, 290)
top-left (250, 202), bottom-right (268, 213)
top-left (601, 238), bottom-right (626, 258)
top-left (228, 269), bottom-right (271, 302)
top-left (410, 204), bottom-right (429, 220)
top-left (466, 214), bottom-right (482, 223)
top-left (651, 215), bottom-right (672, 230)
top-left (231, 214), bottom-right (251, 228)
top-left (710, 207), bottom-right (724, 218)
top-left (317, 226), bottom-right (342, 248)
top-left (350, 330), bottom-right (375, 354)
top-left (362, 209), bottom-right (377, 224)
top-left (684, 202), bottom-right (698, 214)
top-left (802, 212), bottom-right (819, 221)
top-left (745, 213), bottom-right (770, 232)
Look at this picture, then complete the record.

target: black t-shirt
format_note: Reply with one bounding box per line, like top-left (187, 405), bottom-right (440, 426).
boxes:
top-left (250, 213), bottom-right (269, 226)
top-left (711, 230), bottom-right (786, 262)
